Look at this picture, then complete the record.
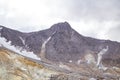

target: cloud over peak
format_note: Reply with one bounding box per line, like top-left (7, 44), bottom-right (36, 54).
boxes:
top-left (0, 0), bottom-right (120, 42)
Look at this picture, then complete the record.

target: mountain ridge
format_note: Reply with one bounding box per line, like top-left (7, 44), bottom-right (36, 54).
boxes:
top-left (0, 22), bottom-right (120, 67)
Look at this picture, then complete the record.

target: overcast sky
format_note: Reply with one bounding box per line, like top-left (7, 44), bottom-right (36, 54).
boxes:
top-left (0, 0), bottom-right (120, 42)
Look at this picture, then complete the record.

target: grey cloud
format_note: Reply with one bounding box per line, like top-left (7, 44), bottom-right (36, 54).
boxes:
top-left (50, 0), bottom-right (120, 21)
top-left (0, 0), bottom-right (120, 42)
top-left (107, 25), bottom-right (120, 42)
top-left (0, 0), bottom-right (120, 26)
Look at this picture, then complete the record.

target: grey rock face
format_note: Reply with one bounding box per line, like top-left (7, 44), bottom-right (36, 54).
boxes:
top-left (0, 22), bottom-right (120, 66)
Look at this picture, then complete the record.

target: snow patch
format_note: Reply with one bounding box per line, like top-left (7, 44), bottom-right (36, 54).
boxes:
top-left (97, 46), bottom-right (108, 68)
top-left (40, 36), bottom-right (52, 54)
top-left (19, 36), bottom-right (25, 45)
top-left (112, 66), bottom-right (119, 70)
top-left (43, 36), bottom-right (52, 47)
top-left (98, 65), bottom-right (108, 71)
top-left (0, 36), bottom-right (41, 60)
top-left (77, 60), bottom-right (81, 64)
top-left (69, 60), bottom-right (72, 63)
top-left (89, 78), bottom-right (97, 80)
top-left (85, 53), bottom-right (96, 64)
top-left (41, 31), bottom-right (56, 54)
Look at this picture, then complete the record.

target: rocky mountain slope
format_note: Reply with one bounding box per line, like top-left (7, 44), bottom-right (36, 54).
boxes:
top-left (0, 48), bottom-right (59, 80)
top-left (1, 22), bottom-right (120, 79)
top-left (0, 48), bottom-right (120, 80)
top-left (0, 22), bottom-right (120, 67)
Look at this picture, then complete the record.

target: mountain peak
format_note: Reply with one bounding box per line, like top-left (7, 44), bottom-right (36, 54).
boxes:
top-left (50, 22), bottom-right (72, 32)
top-left (1, 22), bottom-right (120, 68)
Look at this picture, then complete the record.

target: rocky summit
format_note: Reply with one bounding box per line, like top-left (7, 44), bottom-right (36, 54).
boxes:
top-left (0, 22), bottom-right (120, 80)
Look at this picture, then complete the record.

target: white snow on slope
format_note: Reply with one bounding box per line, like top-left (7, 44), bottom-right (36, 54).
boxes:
top-left (0, 36), bottom-right (41, 60)
top-left (19, 36), bottom-right (25, 45)
top-left (97, 46), bottom-right (108, 68)
top-left (41, 36), bottom-right (52, 54)
top-left (41, 31), bottom-right (56, 54)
